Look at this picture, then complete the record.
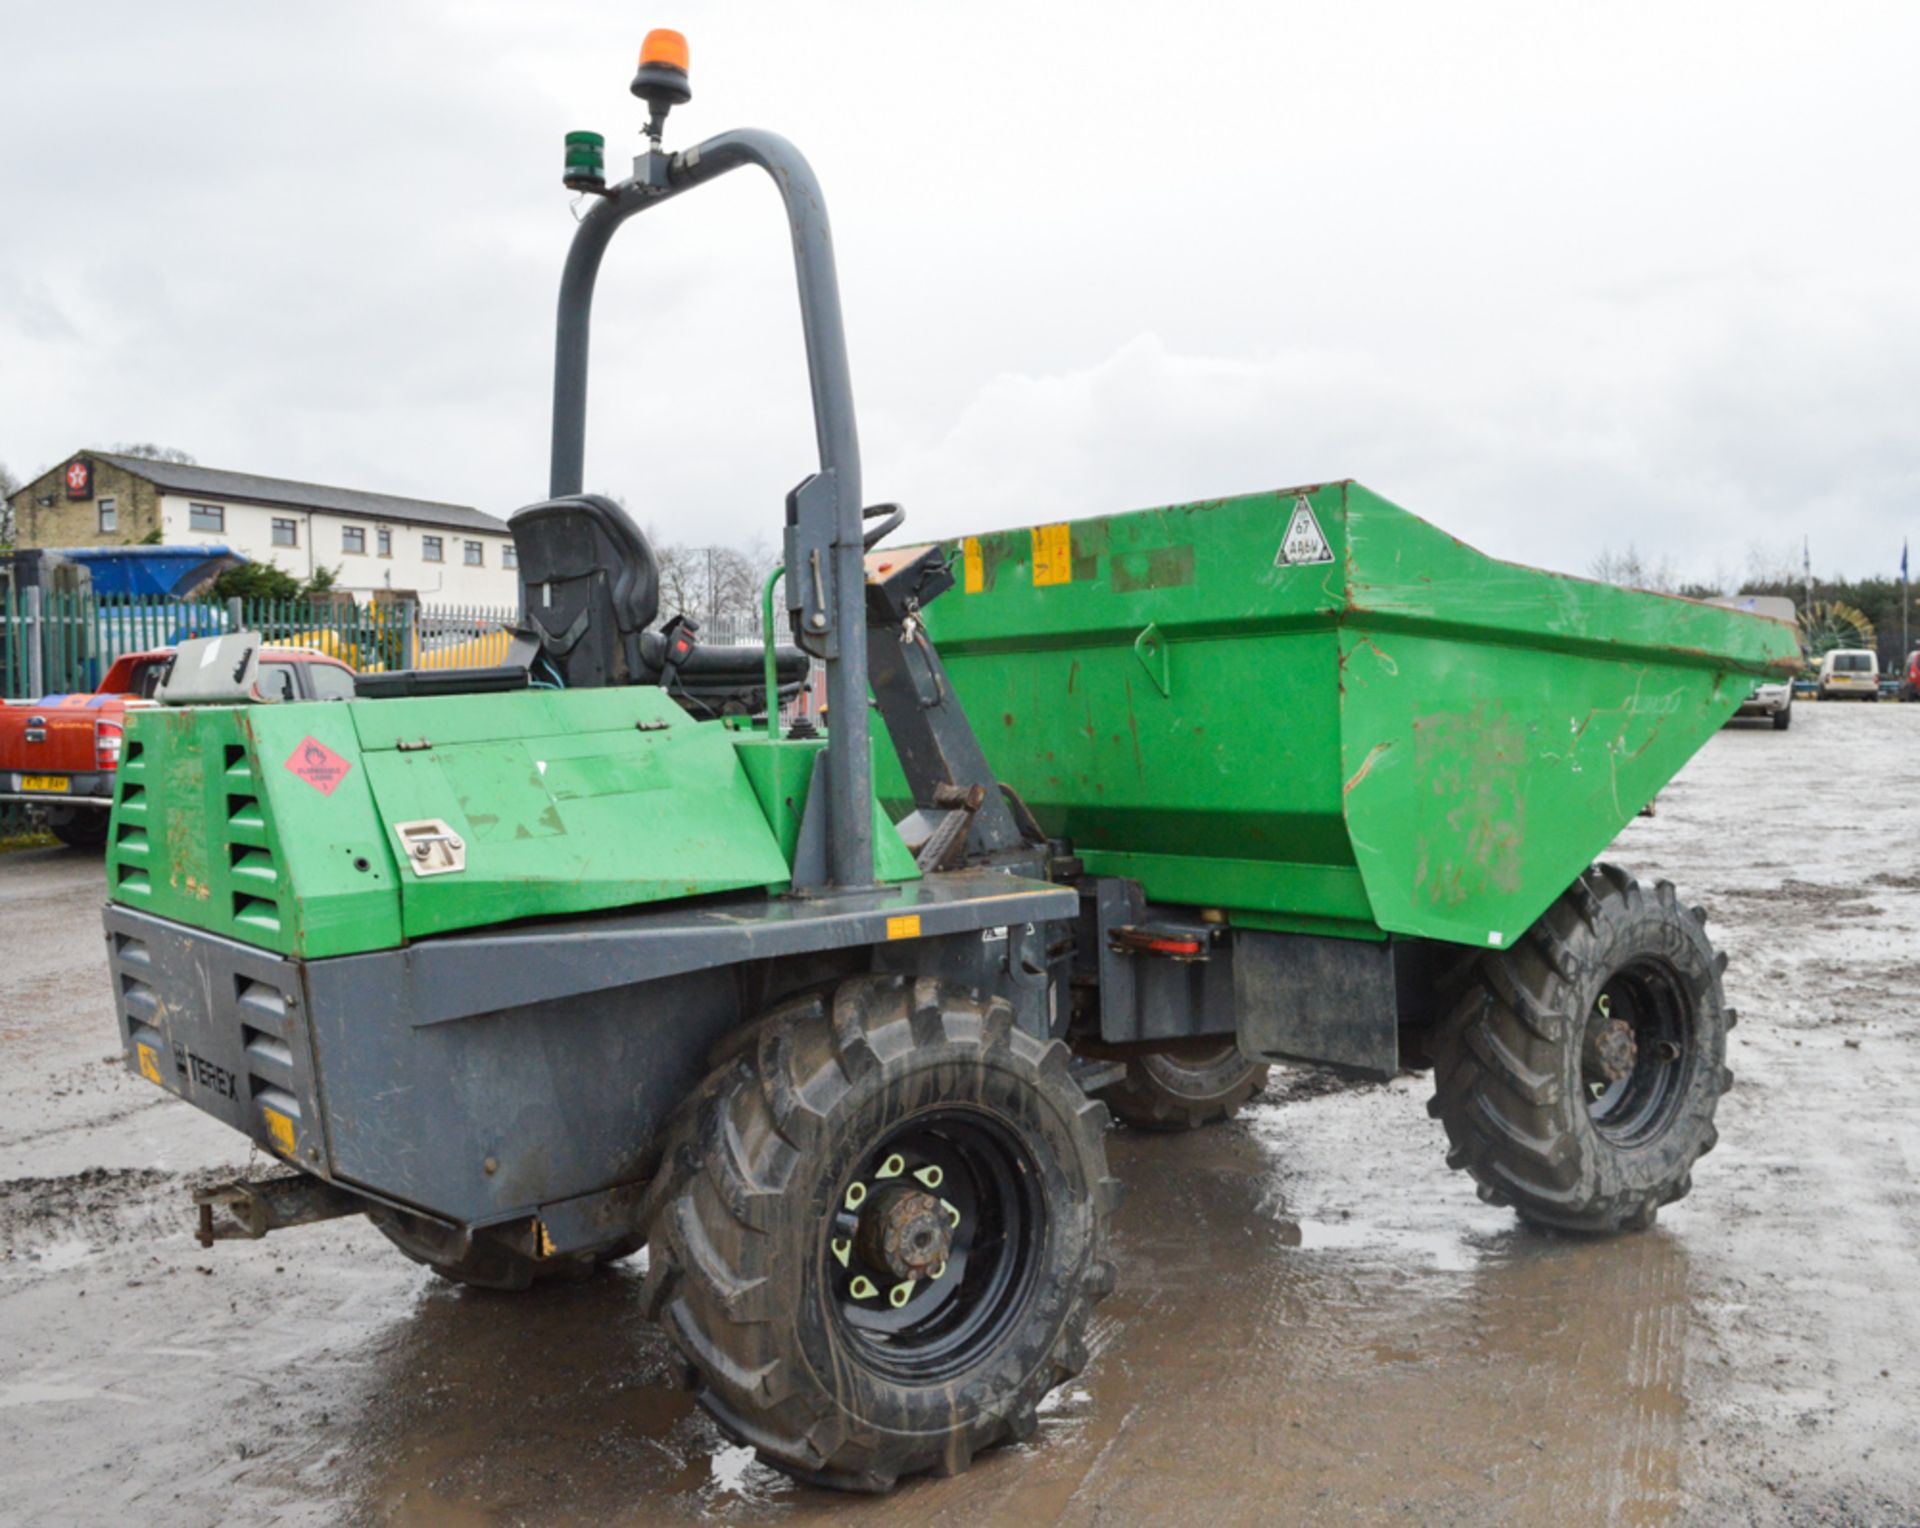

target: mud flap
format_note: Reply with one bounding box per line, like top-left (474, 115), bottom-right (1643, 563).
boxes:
top-left (1233, 929), bottom-right (1399, 1077)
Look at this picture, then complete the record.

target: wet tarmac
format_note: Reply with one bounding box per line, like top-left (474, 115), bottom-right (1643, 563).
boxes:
top-left (3, 700), bottom-right (1918, 1525)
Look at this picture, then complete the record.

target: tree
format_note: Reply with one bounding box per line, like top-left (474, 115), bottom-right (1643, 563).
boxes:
top-left (644, 535), bottom-right (776, 631)
top-left (213, 562), bottom-right (302, 601)
top-left (211, 561), bottom-right (342, 602)
top-left (1588, 544), bottom-right (1679, 594)
top-left (0, 459), bottom-right (17, 547)
top-left (109, 442), bottom-right (197, 465)
top-left (651, 532), bottom-right (702, 619)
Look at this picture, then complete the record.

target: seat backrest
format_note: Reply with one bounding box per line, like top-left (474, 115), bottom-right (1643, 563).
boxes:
top-left (509, 494), bottom-right (660, 688)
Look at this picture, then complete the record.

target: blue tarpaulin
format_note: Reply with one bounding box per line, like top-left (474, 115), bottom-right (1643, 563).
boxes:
top-left (36, 545), bottom-right (248, 597)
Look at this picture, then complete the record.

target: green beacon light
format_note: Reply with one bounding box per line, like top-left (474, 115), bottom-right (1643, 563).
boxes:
top-left (563, 130), bottom-right (606, 194)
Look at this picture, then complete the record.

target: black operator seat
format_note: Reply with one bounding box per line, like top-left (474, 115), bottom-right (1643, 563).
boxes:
top-left (512, 492), bottom-right (809, 708)
top-left (513, 493), bottom-right (660, 687)
top-left (356, 494), bottom-right (809, 706)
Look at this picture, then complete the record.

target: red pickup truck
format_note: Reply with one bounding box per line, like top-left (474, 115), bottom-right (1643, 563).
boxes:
top-left (2, 647), bottom-right (358, 848)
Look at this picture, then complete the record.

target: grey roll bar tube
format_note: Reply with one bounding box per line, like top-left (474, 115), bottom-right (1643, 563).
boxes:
top-left (548, 130), bottom-right (874, 890)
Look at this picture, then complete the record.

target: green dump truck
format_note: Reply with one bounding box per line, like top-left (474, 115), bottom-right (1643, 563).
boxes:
top-left (104, 36), bottom-right (1799, 1493)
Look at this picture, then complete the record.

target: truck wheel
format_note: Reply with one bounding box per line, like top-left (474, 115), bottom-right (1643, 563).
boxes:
top-left (1772, 706), bottom-right (1792, 731)
top-left (45, 808), bottom-right (108, 850)
top-left (366, 1205), bottom-right (639, 1291)
top-left (641, 974), bottom-right (1118, 1491)
top-left (1097, 1040), bottom-right (1268, 1130)
top-left (1427, 865), bottom-right (1730, 1234)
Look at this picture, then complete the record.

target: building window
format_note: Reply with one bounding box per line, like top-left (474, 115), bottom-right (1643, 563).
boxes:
top-left (422, 535), bottom-right (443, 563)
top-left (272, 517), bottom-right (299, 547)
top-left (342, 525), bottom-right (366, 555)
top-left (189, 503), bottom-right (225, 532)
top-left (503, 543), bottom-right (518, 570)
top-left (377, 527), bottom-right (392, 558)
top-left (98, 498), bottom-right (117, 533)
top-left (464, 540), bottom-right (484, 566)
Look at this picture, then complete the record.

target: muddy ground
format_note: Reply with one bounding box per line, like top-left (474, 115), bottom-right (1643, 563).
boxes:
top-left (2, 700), bottom-right (1918, 1526)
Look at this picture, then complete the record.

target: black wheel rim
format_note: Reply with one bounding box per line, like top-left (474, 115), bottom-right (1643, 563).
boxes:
top-left (1582, 957), bottom-right (1696, 1147)
top-left (826, 1109), bottom-right (1044, 1384)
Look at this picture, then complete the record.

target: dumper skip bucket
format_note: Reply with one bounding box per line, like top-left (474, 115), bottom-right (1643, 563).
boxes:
top-left (884, 481), bottom-right (1798, 951)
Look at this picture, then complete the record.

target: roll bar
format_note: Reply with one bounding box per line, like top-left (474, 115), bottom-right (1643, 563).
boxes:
top-left (549, 131), bottom-right (874, 890)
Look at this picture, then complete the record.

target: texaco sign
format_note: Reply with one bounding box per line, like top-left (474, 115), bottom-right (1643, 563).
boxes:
top-left (64, 459), bottom-right (93, 500)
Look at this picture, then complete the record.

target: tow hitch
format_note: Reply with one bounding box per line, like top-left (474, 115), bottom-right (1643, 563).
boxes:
top-left (192, 1175), bottom-right (368, 1247)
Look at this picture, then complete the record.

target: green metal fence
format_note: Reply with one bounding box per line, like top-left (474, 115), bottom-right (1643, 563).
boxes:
top-left (0, 588), bottom-right (516, 841)
top-left (1, 590), bottom-right (519, 698)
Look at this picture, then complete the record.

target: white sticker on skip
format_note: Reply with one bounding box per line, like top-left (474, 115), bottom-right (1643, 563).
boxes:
top-left (1275, 495), bottom-right (1335, 568)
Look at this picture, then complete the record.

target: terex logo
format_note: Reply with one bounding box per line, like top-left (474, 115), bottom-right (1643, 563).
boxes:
top-left (175, 1048), bottom-right (239, 1101)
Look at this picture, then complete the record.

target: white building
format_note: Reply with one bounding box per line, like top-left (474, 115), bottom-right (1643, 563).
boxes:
top-left (54, 453), bottom-right (517, 605)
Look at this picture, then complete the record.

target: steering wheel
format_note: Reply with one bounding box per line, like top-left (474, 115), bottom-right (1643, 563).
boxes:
top-left (862, 502), bottom-right (905, 550)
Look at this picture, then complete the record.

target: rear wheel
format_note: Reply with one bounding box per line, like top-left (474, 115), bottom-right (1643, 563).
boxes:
top-left (45, 807), bottom-right (108, 850)
top-left (1772, 706), bottom-right (1792, 731)
top-left (1428, 864), bottom-right (1731, 1233)
top-left (1097, 1040), bottom-right (1268, 1130)
top-left (641, 974), bottom-right (1117, 1491)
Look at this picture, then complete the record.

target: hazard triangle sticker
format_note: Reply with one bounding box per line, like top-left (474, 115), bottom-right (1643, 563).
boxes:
top-left (1275, 495), bottom-right (1334, 567)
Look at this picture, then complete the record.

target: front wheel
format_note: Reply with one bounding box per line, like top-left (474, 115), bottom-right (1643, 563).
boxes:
top-left (641, 975), bottom-right (1117, 1491)
top-left (1428, 864), bottom-right (1731, 1233)
top-left (1096, 1040), bottom-right (1269, 1130)
top-left (1772, 707), bottom-right (1792, 731)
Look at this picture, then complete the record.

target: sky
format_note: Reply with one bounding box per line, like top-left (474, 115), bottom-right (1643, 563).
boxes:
top-left (3, 1), bottom-right (1917, 584)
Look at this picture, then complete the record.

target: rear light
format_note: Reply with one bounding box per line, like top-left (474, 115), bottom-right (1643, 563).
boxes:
top-left (95, 719), bottom-right (124, 771)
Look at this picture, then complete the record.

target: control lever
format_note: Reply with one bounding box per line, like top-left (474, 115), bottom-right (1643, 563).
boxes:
top-left (658, 613), bottom-right (700, 691)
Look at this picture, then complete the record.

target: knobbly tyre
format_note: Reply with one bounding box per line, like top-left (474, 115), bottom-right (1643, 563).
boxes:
top-left (105, 33), bottom-right (1800, 1492)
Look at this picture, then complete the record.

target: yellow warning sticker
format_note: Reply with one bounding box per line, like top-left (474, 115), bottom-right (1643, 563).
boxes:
top-left (263, 1107), bottom-right (297, 1156)
top-left (962, 536), bottom-right (984, 594)
top-left (886, 914), bottom-right (922, 941)
top-left (135, 1042), bottom-right (163, 1087)
top-left (1031, 524), bottom-right (1073, 586)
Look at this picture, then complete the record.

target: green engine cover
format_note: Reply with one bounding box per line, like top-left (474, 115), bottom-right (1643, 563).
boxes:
top-left (109, 687), bottom-right (916, 958)
top-left (879, 480), bottom-right (1798, 950)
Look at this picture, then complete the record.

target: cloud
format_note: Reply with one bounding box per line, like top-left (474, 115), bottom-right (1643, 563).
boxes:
top-left (2, 1), bottom-right (1916, 584)
top-left (879, 261), bottom-right (1920, 584)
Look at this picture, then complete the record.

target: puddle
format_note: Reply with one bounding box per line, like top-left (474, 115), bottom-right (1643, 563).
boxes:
top-left (1289, 1215), bottom-right (1490, 1272)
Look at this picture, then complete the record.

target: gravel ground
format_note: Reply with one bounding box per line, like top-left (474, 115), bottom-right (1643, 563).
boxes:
top-left (1, 700), bottom-right (1916, 1525)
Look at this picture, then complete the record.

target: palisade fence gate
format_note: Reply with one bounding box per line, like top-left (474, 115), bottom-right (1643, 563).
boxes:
top-left (1, 588), bottom-right (524, 697)
top-left (1, 584), bottom-right (784, 838)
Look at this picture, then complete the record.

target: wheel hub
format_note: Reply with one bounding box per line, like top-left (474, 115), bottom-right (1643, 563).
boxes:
top-left (857, 1186), bottom-right (952, 1281)
top-left (1584, 1013), bottom-right (1638, 1085)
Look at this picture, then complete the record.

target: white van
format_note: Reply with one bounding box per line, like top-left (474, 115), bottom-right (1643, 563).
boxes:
top-left (1818, 648), bottom-right (1879, 701)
